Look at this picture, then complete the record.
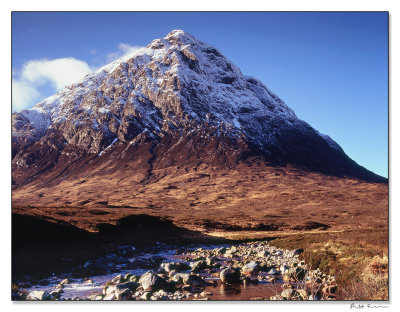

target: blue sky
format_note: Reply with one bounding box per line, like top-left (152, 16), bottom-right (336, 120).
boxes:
top-left (12, 12), bottom-right (388, 177)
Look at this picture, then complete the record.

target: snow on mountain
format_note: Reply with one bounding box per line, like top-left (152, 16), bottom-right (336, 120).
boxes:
top-left (13, 29), bottom-right (340, 159)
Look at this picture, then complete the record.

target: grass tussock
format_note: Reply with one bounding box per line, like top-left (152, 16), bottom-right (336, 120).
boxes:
top-left (341, 255), bottom-right (388, 300)
top-left (268, 227), bottom-right (388, 300)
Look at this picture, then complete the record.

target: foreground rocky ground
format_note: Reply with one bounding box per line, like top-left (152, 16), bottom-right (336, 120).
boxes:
top-left (13, 241), bottom-right (338, 301)
top-left (11, 28), bottom-right (388, 301)
top-left (12, 164), bottom-right (388, 300)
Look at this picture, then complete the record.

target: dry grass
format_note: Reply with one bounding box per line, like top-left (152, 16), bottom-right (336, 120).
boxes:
top-left (12, 163), bottom-right (388, 235)
top-left (12, 162), bottom-right (388, 300)
top-left (340, 255), bottom-right (388, 300)
top-left (267, 228), bottom-right (388, 300)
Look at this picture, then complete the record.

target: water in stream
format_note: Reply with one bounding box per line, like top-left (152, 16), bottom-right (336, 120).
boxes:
top-left (19, 241), bottom-right (336, 301)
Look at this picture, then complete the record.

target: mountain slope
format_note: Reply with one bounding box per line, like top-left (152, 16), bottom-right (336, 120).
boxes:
top-left (12, 30), bottom-right (386, 187)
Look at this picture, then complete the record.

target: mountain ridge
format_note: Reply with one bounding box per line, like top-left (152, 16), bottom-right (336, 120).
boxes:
top-left (12, 29), bottom-right (387, 185)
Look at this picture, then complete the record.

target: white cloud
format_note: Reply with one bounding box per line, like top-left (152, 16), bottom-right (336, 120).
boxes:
top-left (12, 79), bottom-right (41, 112)
top-left (12, 43), bottom-right (144, 112)
top-left (12, 57), bottom-right (93, 111)
top-left (21, 58), bottom-right (92, 90)
top-left (106, 43), bottom-right (144, 62)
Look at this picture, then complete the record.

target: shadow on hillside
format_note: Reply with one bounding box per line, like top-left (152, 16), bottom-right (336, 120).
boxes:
top-left (12, 213), bottom-right (220, 281)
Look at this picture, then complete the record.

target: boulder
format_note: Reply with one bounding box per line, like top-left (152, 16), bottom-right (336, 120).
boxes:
top-left (171, 273), bottom-right (189, 284)
top-left (175, 262), bottom-right (191, 272)
top-left (190, 260), bottom-right (207, 272)
top-left (115, 288), bottom-right (132, 300)
top-left (241, 261), bottom-right (260, 276)
top-left (160, 262), bottom-right (175, 273)
top-left (220, 267), bottom-right (241, 283)
top-left (216, 247), bottom-right (227, 255)
top-left (281, 289), bottom-right (295, 300)
top-left (103, 293), bottom-right (116, 300)
top-left (112, 274), bottom-right (123, 284)
top-left (270, 295), bottom-right (284, 300)
top-left (152, 289), bottom-right (169, 300)
top-left (123, 273), bottom-right (133, 281)
top-left (116, 281), bottom-right (139, 291)
top-left (104, 285), bottom-right (117, 296)
top-left (257, 250), bottom-right (270, 258)
top-left (49, 288), bottom-right (63, 300)
top-left (185, 274), bottom-right (205, 286)
top-left (224, 246), bottom-right (238, 257)
top-left (28, 290), bottom-right (50, 300)
top-left (205, 257), bottom-right (214, 266)
top-left (87, 293), bottom-right (100, 300)
top-left (140, 292), bottom-right (153, 300)
top-left (139, 271), bottom-right (167, 292)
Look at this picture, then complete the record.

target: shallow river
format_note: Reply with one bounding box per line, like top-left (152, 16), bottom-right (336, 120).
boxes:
top-left (22, 242), bottom-right (290, 300)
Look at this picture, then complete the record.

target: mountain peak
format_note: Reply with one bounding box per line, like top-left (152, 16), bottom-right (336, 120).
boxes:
top-left (145, 30), bottom-right (198, 51)
top-left (165, 29), bottom-right (188, 38)
top-left (165, 29), bottom-right (195, 41)
top-left (12, 31), bottom-right (387, 184)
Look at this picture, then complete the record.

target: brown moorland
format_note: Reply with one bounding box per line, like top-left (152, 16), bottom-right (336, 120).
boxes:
top-left (12, 161), bottom-right (387, 235)
top-left (11, 30), bottom-right (388, 300)
top-left (12, 160), bottom-right (388, 300)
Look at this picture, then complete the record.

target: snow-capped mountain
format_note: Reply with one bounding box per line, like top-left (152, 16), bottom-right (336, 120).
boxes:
top-left (12, 30), bottom-right (385, 185)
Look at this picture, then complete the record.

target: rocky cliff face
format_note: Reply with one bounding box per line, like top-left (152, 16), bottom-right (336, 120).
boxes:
top-left (12, 30), bottom-right (386, 186)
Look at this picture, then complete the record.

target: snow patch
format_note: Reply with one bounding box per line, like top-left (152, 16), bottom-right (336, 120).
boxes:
top-left (13, 29), bottom-right (342, 159)
top-left (98, 138), bottom-right (118, 156)
top-left (98, 107), bottom-right (109, 114)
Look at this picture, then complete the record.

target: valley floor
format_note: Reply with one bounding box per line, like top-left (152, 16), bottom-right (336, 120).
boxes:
top-left (12, 163), bottom-right (389, 300)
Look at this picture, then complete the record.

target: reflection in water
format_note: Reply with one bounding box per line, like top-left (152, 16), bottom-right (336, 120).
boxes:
top-left (205, 280), bottom-right (278, 300)
top-left (219, 283), bottom-right (242, 297)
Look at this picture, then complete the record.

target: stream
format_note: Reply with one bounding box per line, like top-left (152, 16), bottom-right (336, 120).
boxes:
top-left (17, 241), bottom-right (337, 301)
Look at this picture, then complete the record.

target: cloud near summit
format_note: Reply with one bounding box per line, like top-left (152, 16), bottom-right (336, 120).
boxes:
top-left (12, 57), bottom-right (93, 111)
top-left (12, 43), bottom-right (144, 112)
top-left (106, 43), bottom-right (144, 62)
